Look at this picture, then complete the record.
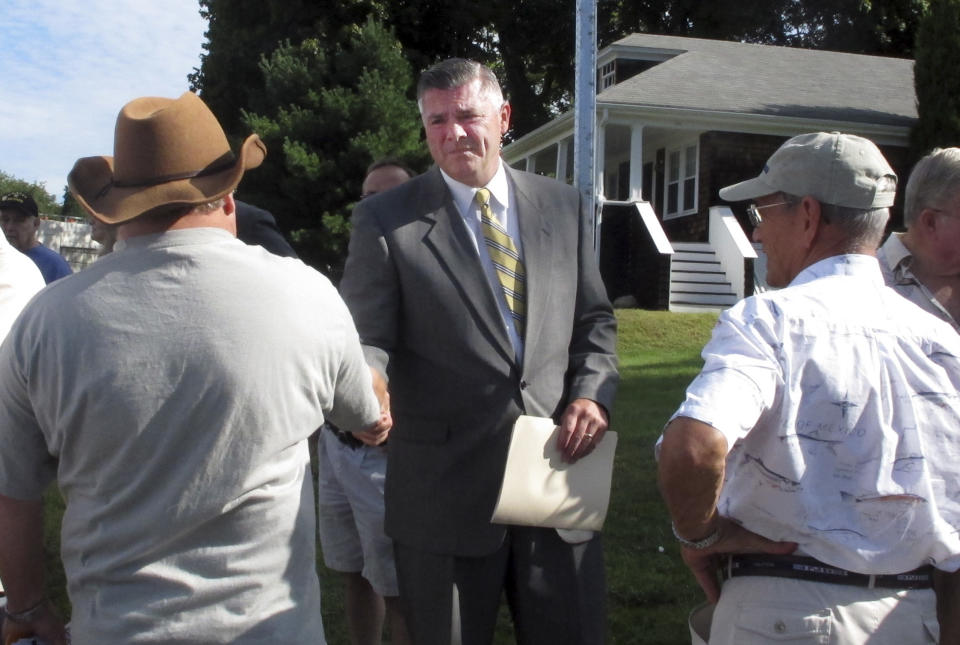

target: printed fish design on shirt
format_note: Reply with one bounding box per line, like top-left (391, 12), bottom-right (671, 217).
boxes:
top-left (806, 525), bottom-right (866, 538)
top-left (840, 491), bottom-right (927, 504)
top-left (914, 391), bottom-right (959, 408)
top-left (893, 454), bottom-right (925, 472)
top-left (781, 432), bottom-right (843, 446)
top-left (742, 454), bottom-right (802, 491)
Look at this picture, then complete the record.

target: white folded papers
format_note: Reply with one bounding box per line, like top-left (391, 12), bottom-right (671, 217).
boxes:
top-left (491, 415), bottom-right (618, 532)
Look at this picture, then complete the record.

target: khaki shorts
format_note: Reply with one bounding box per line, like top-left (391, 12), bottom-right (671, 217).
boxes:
top-left (316, 428), bottom-right (398, 596)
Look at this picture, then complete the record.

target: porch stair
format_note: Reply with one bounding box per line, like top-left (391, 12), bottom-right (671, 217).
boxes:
top-left (669, 242), bottom-right (739, 313)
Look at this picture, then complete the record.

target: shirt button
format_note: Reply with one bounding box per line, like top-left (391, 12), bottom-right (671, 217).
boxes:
top-left (774, 620), bottom-right (786, 633)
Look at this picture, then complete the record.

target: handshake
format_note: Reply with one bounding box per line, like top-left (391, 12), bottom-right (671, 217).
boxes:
top-left (352, 367), bottom-right (392, 446)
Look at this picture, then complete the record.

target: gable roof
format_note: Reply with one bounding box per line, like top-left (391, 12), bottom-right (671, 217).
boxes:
top-left (599, 34), bottom-right (915, 128)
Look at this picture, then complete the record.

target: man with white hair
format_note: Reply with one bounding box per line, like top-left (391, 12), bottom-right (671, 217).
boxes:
top-left (0, 91), bottom-right (387, 644)
top-left (658, 132), bottom-right (960, 643)
top-left (877, 146), bottom-right (960, 333)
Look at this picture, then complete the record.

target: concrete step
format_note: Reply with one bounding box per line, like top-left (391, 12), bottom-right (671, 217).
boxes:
top-left (673, 250), bottom-right (719, 262)
top-left (669, 303), bottom-right (728, 314)
top-left (669, 241), bottom-right (740, 312)
top-left (671, 270), bottom-right (730, 283)
top-left (671, 260), bottom-right (723, 272)
top-left (670, 281), bottom-right (734, 294)
top-left (671, 242), bottom-right (712, 251)
top-left (670, 292), bottom-right (740, 305)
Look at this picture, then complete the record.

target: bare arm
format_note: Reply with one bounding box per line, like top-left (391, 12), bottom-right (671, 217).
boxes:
top-left (934, 568), bottom-right (960, 643)
top-left (658, 417), bottom-right (728, 538)
top-left (0, 493), bottom-right (67, 644)
top-left (658, 417), bottom-right (796, 602)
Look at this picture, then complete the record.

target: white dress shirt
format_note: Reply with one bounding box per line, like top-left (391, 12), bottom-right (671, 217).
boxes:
top-left (667, 254), bottom-right (960, 574)
top-left (440, 162), bottom-right (525, 362)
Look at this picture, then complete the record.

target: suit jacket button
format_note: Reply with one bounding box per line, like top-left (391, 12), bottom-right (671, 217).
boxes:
top-left (519, 380), bottom-right (528, 390)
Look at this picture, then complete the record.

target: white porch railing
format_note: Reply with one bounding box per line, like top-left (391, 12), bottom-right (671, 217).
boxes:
top-left (708, 206), bottom-right (757, 302)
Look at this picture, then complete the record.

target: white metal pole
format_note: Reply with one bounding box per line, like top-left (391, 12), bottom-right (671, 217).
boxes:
top-left (574, 0), bottom-right (598, 251)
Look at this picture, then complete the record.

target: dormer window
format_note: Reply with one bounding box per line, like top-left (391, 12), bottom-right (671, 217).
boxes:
top-left (600, 61), bottom-right (616, 90)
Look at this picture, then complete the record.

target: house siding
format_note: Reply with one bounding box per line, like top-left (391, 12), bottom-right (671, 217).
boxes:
top-left (599, 203), bottom-right (671, 309)
top-left (663, 131), bottom-right (910, 243)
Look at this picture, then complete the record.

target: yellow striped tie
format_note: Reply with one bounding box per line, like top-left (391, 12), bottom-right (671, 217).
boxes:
top-left (475, 188), bottom-right (526, 337)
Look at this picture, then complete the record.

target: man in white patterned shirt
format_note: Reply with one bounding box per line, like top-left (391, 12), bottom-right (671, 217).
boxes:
top-left (877, 146), bottom-right (960, 333)
top-left (658, 132), bottom-right (960, 644)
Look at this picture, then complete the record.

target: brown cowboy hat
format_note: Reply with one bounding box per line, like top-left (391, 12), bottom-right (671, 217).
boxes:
top-left (68, 91), bottom-right (266, 224)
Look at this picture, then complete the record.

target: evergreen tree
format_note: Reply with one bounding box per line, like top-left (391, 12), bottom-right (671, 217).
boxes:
top-left (189, 1), bottom-right (930, 271)
top-left (910, 0), bottom-right (960, 159)
top-left (61, 186), bottom-right (88, 219)
top-left (239, 18), bottom-right (428, 279)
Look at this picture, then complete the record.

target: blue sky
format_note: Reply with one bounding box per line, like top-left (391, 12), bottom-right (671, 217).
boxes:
top-left (0, 0), bottom-right (207, 200)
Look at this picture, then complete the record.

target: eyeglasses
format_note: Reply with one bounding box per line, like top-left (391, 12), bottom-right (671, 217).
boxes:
top-left (746, 201), bottom-right (791, 227)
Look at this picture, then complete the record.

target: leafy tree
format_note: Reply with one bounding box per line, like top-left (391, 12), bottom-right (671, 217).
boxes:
top-left (910, 0), bottom-right (960, 158)
top-left (0, 171), bottom-right (58, 215)
top-left (599, 0), bottom-right (925, 56)
top-left (239, 18), bottom-right (428, 279)
top-left (190, 0), bottom-right (929, 271)
top-left (193, 0), bottom-right (929, 138)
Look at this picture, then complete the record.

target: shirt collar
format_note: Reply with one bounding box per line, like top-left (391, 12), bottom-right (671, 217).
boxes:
top-left (878, 232), bottom-right (917, 284)
top-left (789, 254), bottom-right (885, 289)
top-left (114, 227), bottom-right (236, 252)
top-left (440, 161), bottom-right (509, 218)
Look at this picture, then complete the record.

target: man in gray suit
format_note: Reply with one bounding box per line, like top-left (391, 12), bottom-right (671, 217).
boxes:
top-left (339, 58), bottom-right (619, 644)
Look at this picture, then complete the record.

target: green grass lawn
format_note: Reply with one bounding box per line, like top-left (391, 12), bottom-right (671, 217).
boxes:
top-left (42, 309), bottom-right (718, 644)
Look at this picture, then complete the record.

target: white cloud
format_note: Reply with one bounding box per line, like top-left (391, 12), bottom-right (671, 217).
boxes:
top-left (0, 0), bottom-right (207, 199)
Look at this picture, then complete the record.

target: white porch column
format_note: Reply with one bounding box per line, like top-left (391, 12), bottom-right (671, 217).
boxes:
top-left (595, 120), bottom-right (606, 201)
top-left (629, 125), bottom-right (644, 202)
top-left (556, 139), bottom-right (569, 183)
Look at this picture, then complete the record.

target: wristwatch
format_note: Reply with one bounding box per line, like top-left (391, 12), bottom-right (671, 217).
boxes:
top-left (672, 522), bottom-right (721, 550)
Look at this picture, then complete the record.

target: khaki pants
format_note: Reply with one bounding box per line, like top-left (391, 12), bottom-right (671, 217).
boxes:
top-left (701, 576), bottom-right (938, 644)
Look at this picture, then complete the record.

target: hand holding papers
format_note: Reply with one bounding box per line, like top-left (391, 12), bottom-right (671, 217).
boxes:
top-left (491, 415), bottom-right (618, 532)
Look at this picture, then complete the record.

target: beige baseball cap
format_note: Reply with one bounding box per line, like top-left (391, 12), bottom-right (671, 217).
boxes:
top-left (719, 132), bottom-right (897, 209)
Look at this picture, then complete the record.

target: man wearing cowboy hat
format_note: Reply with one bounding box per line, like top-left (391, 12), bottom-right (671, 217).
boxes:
top-left (0, 91), bottom-right (389, 644)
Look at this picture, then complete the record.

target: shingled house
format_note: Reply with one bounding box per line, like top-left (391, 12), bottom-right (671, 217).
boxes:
top-left (501, 33), bottom-right (916, 311)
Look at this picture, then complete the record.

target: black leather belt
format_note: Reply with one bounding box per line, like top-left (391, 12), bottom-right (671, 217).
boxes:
top-left (726, 554), bottom-right (933, 590)
top-left (326, 422), bottom-right (365, 449)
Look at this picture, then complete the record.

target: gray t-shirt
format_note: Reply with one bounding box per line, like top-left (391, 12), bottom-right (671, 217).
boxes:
top-left (0, 228), bottom-right (379, 643)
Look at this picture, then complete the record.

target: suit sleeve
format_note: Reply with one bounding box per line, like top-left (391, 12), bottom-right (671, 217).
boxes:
top-left (565, 196), bottom-right (619, 413)
top-left (339, 199), bottom-right (399, 379)
top-left (235, 201), bottom-right (298, 258)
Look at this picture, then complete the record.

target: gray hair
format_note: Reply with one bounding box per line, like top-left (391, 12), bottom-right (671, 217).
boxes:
top-left (903, 147), bottom-right (960, 227)
top-left (782, 192), bottom-right (889, 250)
top-left (416, 58), bottom-right (504, 112)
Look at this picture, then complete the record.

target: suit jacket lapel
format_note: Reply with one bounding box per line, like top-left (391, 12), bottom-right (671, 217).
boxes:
top-left (420, 168), bottom-right (516, 366)
top-left (508, 167), bottom-right (556, 372)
